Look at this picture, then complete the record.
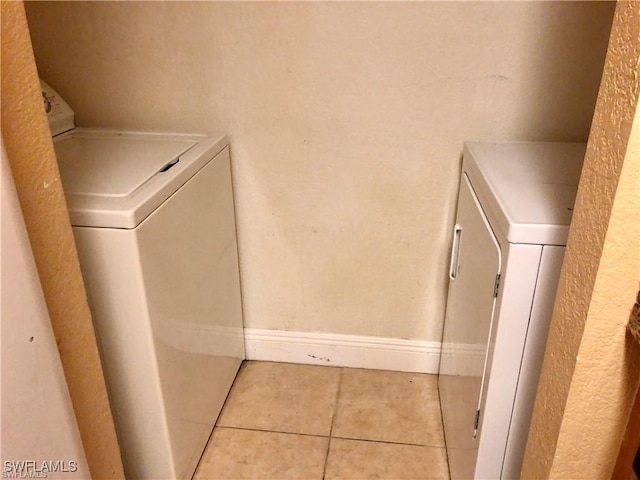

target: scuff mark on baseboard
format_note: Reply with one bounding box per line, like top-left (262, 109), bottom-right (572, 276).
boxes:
top-left (307, 354), bottom-right (331, 362)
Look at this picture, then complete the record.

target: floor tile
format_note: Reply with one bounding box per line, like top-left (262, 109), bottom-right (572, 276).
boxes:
top-left (332, 368), bottom-right (445, 446)
top-left (216, 361), bottom-right (340, 436)
top-left (324, 438), bottom-right (450, 480)
top-left (194, 427), bottom-right (328, 480)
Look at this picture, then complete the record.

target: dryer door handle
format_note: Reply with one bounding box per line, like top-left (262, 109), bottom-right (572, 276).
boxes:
top-left (449, 224), bottom-right (463, 280)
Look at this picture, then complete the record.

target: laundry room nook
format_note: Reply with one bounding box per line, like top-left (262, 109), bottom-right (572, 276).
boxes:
top-left (2, 2), bottom-right (640, 480)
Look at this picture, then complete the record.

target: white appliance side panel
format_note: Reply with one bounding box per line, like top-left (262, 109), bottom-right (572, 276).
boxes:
top-left (1, 142), bottom-right (89, 478)
top-left (502, 245), bottom-right (565, 479)
top-left (72, 226), bottom-right (173, 479)
top-left (475, 243), bottom-right (542, 480)
top-left (439, 174), bottom-right (502, 480)
top-left (136, 147), bottom-right (244, 479)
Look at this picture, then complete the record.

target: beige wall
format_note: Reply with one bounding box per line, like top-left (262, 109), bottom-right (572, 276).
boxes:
top-left (522, 1), bottom-right (640, 477)
top-left (0, 2), bottom-right (124, 478)
top-left (25, 1), bottom-right (614, 341)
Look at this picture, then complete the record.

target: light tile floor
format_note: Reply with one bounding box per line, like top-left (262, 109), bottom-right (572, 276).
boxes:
top-left (194, 361), bottom-right (450, 480)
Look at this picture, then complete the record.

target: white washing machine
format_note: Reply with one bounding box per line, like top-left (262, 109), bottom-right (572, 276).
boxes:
top-left (439, 141), bottom-right (586, 479)
top-left (42, 81), bottom-right (245, 479)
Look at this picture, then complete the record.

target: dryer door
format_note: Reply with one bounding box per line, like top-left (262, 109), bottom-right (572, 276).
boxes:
top-left (439, 173), bottom-right (502, 480)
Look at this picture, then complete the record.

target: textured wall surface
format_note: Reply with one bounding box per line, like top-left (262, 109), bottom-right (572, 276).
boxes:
top-left (2, 138), bottom-right (90, 479)
top-left (25, 1), bottom-right (614, 341)
top-left (522, 2), bottom-right (640, 478)
top-left (0, 2), bottom-right (124, 478)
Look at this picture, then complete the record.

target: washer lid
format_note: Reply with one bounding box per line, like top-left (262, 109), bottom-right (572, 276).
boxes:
top-left (54, 129), bottom-right (229, 229)
top-left (463, 141), bottom-right (587, 246)
top-left (55, 134), bottom-right (196, 197)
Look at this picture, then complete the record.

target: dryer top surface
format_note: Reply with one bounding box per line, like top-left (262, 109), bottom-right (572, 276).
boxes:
top-left (463, 141), bottom-right (586, 245)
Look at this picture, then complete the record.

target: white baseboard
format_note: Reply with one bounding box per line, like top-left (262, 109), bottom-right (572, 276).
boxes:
top-left (243, 328), bottom-right (442, 374)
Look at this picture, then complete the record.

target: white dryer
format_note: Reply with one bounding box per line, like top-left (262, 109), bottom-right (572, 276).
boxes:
top-left (42, 81), bottom-right (245, 479)
top-left (439, 141), bottom-right (586, 479)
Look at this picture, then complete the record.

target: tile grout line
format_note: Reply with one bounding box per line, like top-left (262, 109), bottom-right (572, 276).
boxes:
top-left (328, 366), bottom-right (344, 437)
top-left (436, 377), bottom-right (453, 480)
top-left (216, 425), bottom-right (448, 450)
top-left (216, 425), bottom-right (329, 440)
top-left (330, 435), bottom-right (447, 449)
top-left (322, 366), bottom-right (344, 480)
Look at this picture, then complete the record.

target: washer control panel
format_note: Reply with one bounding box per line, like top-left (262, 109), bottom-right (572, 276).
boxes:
top-left (40, 79), bottom-right (75, 136)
